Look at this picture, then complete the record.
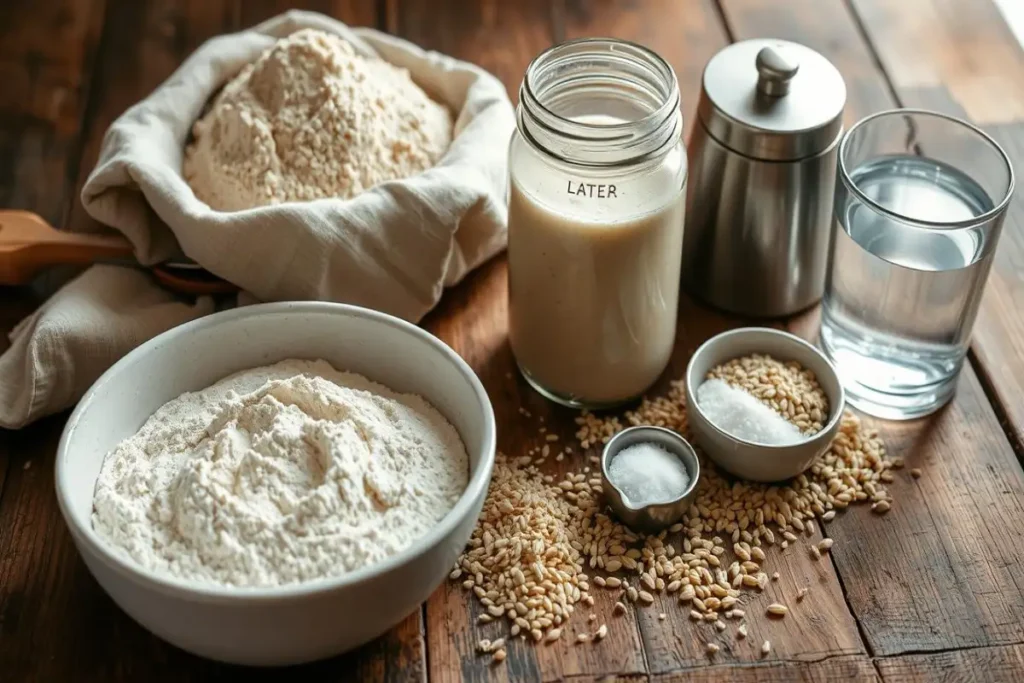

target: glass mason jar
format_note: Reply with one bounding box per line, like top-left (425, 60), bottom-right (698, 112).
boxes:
top-left (508, 38), bottom-right (687, 409)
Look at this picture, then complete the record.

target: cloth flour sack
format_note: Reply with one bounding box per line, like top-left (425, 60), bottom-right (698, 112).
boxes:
top-left (0, 10), bottom-right (513, 429)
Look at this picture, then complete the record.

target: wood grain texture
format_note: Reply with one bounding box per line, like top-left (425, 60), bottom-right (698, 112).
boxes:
top-left (789, 310), bottom-right (1024, 655)
top-left (424, 283), bottom-right (867, 679)
top-left (236, 0), bottom-right (379, 27)
top-left (850, 0), bottom-right (1024, 126)
top-left (386, 0), bottom-right (556, 99)
top-left (0, 0), bottom-right (105, 227)
top-left (875, 644), bottom-right (1024, 683)
top-left (825, 365), bottom-right (1024, 655)
top-left (63, 0), bottom-right (238, 235)
top-left (653, 654), bottom-right (879, 682)
top-left (561, 0), bottom-right (728, 136)
top-left (0, 290), bottom-right (38, 513)
top-left (847, 0), bottom-right (1024, 452)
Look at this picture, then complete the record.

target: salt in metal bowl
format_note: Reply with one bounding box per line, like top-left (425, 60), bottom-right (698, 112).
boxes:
top-left (601, 426), bottom-right (701, 533)
top-left (684, 327), bottom-right (845, 482)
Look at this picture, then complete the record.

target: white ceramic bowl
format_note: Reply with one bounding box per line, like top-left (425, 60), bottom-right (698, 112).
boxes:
top-left (55, 302), bottom-right (496, 666)
top-left (685, 327), bottom-right (844, 482)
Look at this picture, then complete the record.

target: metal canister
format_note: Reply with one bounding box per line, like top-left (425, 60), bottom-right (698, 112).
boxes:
top-left (682, 39), bottom-right (846, 317)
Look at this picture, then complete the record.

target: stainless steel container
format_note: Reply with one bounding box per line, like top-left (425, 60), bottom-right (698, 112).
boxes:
top-left (601, 426), bottom-right (700, 533)
top-left (682, 39), bottom-right (847, 317)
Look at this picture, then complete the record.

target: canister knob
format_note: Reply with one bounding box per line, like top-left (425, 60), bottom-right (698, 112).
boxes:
top-left (755, 47), bottom-right (799, 97)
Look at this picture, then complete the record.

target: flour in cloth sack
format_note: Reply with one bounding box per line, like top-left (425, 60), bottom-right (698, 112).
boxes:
top-left (91, 359), bottom-right (469, 587)
top-left (183, 28), bottom-right (453, 211)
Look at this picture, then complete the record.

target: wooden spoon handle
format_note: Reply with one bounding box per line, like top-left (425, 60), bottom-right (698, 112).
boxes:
top-left (0, 211), bottom-right (135, 285)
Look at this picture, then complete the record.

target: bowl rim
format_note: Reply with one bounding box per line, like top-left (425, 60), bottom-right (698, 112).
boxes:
top-left (55, 301), bottom-right (497, 603)
top-left (684, 327), bottom-right (846, 451)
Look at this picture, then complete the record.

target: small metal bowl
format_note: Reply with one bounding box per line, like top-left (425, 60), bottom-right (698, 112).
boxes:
top-left (685, 327), bottom-right (845, 482)
top-left (601, 426), bottom-right (701, 533)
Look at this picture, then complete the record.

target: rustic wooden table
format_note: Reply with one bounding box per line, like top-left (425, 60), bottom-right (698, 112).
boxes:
top-left (2, 1), bottom-right (1024, 681)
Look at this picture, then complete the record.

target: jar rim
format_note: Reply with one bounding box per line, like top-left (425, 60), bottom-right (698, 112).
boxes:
top-left (518, 37), bottom-right (682, 167)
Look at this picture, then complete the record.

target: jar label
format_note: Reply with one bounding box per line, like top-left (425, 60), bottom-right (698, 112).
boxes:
top-left (567, 180), bottom-right (618, 199)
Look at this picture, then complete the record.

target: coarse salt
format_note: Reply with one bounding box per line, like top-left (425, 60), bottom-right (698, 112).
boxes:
top-left (696, 379), bottom-right (804, 446)
top-left (608, 442), bottom-right (691, 506)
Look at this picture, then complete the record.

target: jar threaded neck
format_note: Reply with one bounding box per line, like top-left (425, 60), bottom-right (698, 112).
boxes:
top-left (518, 38), bottom-right (682, 167)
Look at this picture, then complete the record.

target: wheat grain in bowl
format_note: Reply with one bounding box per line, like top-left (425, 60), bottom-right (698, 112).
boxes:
top-left (707, 353), bottom-right (830, 434)
top-left (696, 353), bottom-right (830, 447)
top-left (685, 328), bottom-right (846, 482)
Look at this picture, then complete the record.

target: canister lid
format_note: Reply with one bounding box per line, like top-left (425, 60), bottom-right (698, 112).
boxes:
top-left (698, 39), bottom-right (846, 161)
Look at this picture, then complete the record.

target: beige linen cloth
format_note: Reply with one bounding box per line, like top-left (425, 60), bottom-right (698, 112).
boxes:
top-left (0, 11), bottom-right (513, 429)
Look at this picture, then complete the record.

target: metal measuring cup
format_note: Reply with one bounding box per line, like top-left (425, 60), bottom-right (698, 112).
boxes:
top-left (600, 426), bottom-right (701, 533)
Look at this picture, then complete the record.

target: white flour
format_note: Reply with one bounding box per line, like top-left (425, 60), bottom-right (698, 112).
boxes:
top-left (183, 29), bottom-right (453, 211)
top-left (91, 359), bottom-right (468, 587)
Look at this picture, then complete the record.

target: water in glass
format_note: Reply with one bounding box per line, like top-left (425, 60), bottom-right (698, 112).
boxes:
top-left (820, 154), bottom-right (996, 419)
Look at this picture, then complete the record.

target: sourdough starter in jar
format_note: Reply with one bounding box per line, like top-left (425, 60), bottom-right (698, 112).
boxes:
top-left (508, 40), bottom-right (687, 408)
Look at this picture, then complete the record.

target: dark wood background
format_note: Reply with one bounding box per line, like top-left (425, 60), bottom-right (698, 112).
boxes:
top-left (2, 1), bottom-right (1024, 681)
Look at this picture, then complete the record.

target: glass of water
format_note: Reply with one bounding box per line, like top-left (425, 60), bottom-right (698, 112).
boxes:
top-left (820, 109), bottom-right (1014, 420)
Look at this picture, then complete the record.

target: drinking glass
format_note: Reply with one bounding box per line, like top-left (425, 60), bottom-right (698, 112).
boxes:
top-left (819, 109), bottom-right (1014, 420)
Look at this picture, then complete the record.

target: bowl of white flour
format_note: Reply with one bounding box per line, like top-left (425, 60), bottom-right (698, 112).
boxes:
top-left (54, 302), bottom-right (495, 666)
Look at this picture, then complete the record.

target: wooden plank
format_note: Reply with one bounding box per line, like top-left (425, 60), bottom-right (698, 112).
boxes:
top-left (973, 124), bottom-right (1024, 454)
top-left (236, 0), bottom-right (379, 27)
top-left (561, 0), bottom-right (729, 136)
top-left (0, 0), bottom-right (105, 227)
top-left (846, 0), bottom-right (1024, 451)
top-left (875, 644), bottom-right (1024, 683)
top-left (822, 364), bottom-right (1024, 654)
top-left (385, 0), bottom-right (556, 99)
top-left (653, 654), bottom-right (879, 682)
top-left (0, 290), bottom-right (38, 514)
top-left (850, 0), bottom-right (1024, 126)
top-left (721, 0), bottom-right (1024, 658)
top-left (63, 0), bottom-right (237, 234)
